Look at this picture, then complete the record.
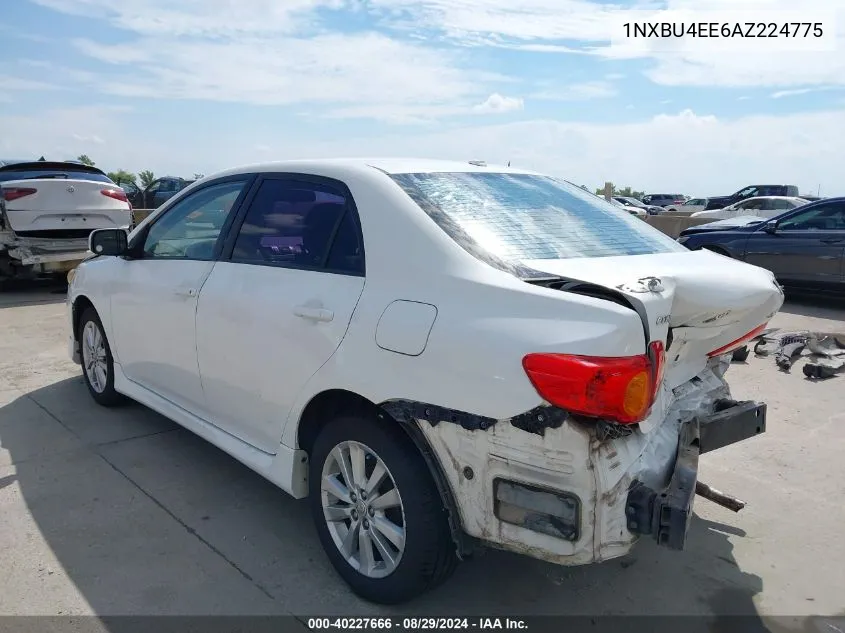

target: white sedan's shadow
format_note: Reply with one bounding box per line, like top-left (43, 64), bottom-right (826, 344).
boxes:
top-left (2, 376), bottom-right (768, 624)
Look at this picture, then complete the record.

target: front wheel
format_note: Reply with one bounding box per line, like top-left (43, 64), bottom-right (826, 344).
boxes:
top-left (79, 307), bottom-right (126, 407)
top-left (309, 413), bottom-right (457, 604)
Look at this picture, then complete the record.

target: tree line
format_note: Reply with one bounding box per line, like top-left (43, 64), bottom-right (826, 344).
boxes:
top-left (77, 154), bottom-right (643, 199)
top-left (76, 155), bottom-right (204, 189)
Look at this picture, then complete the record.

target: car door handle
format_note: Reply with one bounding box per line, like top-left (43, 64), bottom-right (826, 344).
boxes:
top-left (175, 287), bottom-right (198, 298)
top-left (293, 306), bottom-right (334, 322)
top-left (820, 238), bottom-right (843, 244)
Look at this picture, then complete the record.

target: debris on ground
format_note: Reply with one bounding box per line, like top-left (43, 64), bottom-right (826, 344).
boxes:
top-left (751, 329), bottom-right (845, 379)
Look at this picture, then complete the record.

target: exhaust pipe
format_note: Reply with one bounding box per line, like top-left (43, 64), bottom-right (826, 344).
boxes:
top-left (695, 481), bottom-right (746, 512)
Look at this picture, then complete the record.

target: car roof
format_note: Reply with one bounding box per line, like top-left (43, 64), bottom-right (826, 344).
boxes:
top-left (208, 158), bottom-right (544, 180)
top-left (737, 196), bottom-right (806, 202)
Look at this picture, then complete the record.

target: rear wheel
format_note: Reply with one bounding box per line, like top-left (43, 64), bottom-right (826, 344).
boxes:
top-left (309, 413), bottom-right (457, 604)
top-left (79, 307), bottom-right (126, 407)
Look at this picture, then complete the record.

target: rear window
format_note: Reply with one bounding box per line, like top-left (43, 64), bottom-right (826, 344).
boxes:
top-left (0, 167), bottom-right (113, 184)
top-left (390, 172), bottom-right (686, 261)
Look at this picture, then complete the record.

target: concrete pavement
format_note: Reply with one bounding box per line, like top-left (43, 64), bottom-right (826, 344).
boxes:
top-left (1, 283), bottom-right (844, 623)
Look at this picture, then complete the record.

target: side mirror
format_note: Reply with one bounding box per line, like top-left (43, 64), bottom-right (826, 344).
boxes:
top-left (89, 228), bottom-right (129, 256)
top-left (763, 221), bottom-right (778, 234)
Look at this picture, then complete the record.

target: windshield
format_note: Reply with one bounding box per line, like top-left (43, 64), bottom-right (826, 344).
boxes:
top-left (623, 197), bottom-right (646, 207)
top-left (390, 172), bottom-right (686, 261)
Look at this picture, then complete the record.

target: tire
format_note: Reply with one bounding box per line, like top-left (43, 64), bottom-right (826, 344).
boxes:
top-left (309, 413), bottom-right (458, 604)
top-left (78, 307), bottom-right (126, 407)
top-left (731, 346), bottom-right (750, 362)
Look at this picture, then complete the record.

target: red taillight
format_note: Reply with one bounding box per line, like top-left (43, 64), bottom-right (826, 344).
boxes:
top-left (101, 188), bottom-right (129, 203)
top-left (649, 340), bottom-right (665, 397)
top-left (523, 342), bottom-right (666, 425)
top-left (707, 322), bottom-right (768, 357)
top-left (2, 187), bottom-right (37, 202)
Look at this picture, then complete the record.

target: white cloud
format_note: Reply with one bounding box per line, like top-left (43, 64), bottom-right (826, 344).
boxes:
top-left (367, 0), bottom-right (845, 89)
top-left (473, 93), bottom-right (524, 113)
top-left (2, 106), bottom-right (841, 198)
top-left (771, 86), bottom-right (844, 99)
top-left (0, 106), bottom-right (149, 163)
top-left (24, 0), bottom-right (845, 122)
top-left (67, 33), bottom-right (492, 120)
top-left (532, 80), bottom-right (617, 100)
top-left (72, 133), bottom-right (105, 144)
top-left (31, 0), bottom-right (346, 37)
top-left (0, 75), bottom-right (59, 91)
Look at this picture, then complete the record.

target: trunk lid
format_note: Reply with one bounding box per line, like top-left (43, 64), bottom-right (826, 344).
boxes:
top-left (1, 177), bottom-right (131, 236)
top-left (524, 249), bottom-right (784, 403)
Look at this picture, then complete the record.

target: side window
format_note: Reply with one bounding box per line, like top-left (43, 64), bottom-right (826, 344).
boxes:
top-left (142, 180), bottom-right (246, 260)
top-left (159, 179), bottom-right (177, 193)
top-left (779, 203), bottom-right (845, 231)
top-left (737, 199), bottom-right (758, 210)
top-left (770, 199), bottom-right (794, 211)
top-left (231, 179), bottom-right (364, 274)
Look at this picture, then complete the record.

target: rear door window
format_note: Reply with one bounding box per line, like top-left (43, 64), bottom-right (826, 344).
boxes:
top-left (230, 178), bottom-right (364, 275)
top-left (390, 172), bottom-right (685, 262)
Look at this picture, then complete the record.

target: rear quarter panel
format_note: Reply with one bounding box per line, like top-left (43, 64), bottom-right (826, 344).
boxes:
top-left (281, 266), bottom-right (646, 448)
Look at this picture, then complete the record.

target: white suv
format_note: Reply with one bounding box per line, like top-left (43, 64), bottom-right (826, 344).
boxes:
top-left (67, 159), bottom-right (783, 604)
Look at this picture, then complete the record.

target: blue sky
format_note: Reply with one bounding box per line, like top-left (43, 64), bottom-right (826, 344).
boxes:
top-left (1, 0), bottom-right (843, 195)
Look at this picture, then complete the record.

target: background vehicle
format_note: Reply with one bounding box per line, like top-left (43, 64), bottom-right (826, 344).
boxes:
top-left (703, 184), bottom-right (800, 211)
top-left (691, 196), bottom-right (807, 221)
top-left (611, 197), bottom-right (646, 217)
top-left (679, 197), bottom-right (845, 294)
top-left (119, 176), bottom-right (195, 209)
top-left (666, 197), bottom-right (708, 214)
top-left (613, 196), bottom-right (663, 215)
top-left (67, 159), bottom-right (782, 604)
top-left (0, 160), bottom-right (130, 284)
top-left (641, 193), bottom-right (686, 208)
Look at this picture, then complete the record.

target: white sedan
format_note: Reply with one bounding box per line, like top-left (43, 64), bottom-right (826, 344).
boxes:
top-left (666, 197), bottom-right (708, 214)
top-left (691, 196), bottom-right (808, 220)
top-left (68, 159), bottom-right (783, 604)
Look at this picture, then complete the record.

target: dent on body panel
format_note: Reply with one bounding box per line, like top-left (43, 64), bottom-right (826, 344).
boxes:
top-left (375, 300), bottom-right (438, 356)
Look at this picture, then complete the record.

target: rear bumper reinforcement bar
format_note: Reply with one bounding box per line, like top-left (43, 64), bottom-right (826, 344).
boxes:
top-left (625, 399), bottom-right (767, 551)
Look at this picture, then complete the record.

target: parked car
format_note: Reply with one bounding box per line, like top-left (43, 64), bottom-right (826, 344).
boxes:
top-left (116, 180), bottom-right (143, 206)
top-left (666, 197), bottom-right (708, 214)
top-left (117, 176), bottom-right (195, 210)
top-left (678, 197), bottom-right (845, 294)
top-left (613, 196), bottom-right (663, 215)
top-left (0, 160), bottom-right (130, 284)
top-left (611, 197), bottom-right (646, 217)
top-left (703, 184), bottom-right (800, 211)
top-left (691, 196), bottom-right (808, 221)
top-left (67, 159), bottom-right (783, 603)
top-left (641, 193), bottom-right (685, 208)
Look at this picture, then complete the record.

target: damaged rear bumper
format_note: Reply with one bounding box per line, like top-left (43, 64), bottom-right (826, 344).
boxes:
top-left (625, 399), bottom-right (766, 550)
top-left (1, 233), bottom-right (90, 268)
